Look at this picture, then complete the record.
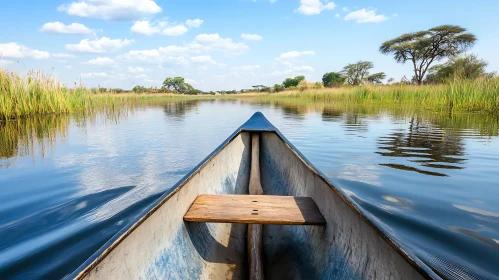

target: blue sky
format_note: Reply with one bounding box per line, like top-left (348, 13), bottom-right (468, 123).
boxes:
top-left (1, 0), bottom-right (498, 91)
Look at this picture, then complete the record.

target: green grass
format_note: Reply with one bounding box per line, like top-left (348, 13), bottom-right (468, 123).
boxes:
top-left (249, 77), bottom-right (499, 113)
top-left (0, 69), bottom-right (204, 121)
top-left (2, 67), bottom-right (499, 121)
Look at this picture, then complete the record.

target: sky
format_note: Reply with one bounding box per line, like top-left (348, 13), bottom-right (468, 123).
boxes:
top-left (1, 0), bottom-right (499, 91)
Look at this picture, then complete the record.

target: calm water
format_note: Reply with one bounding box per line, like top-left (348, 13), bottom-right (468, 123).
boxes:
top-left (1, 100), bottom-right (498, 279)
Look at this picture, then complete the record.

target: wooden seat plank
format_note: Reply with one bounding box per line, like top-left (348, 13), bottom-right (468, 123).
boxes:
top-left (184, 194), bottom-right (325, 225)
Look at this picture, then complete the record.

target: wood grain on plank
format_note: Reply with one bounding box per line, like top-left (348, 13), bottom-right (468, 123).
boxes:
top-left (248, 133), bottom-right (264, 280)
top-left (184, 194), bottom-right (325, 225)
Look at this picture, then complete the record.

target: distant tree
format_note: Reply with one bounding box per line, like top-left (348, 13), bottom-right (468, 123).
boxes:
top-left (400, 75), bottom-right (410, 85)
top-left (322, 72), bottom-right (345, 87)
top-left (297, 80), bottom-right (312, 91)
top-left (426, 54), bottom-right (493, 83)
top-left (387, 78), bottom-right (395, 84)
top-left (341, 61), bottom-right (374, 86)
top-left (132, 85), bottom-right (147, 93)
top-left (252, 85), bottom-right (268, 91)
top-left (313, 81), bottom-right (324, 89)
top-left (273, 84), bottom-right (284, 92)
top-left (380, 25), bottom-right (477, 85)
top-left (283, 75), bottom-right (305, 88)
top-left (162, 77), bottom-right (194, 94)
top-left (367, 72), bottom-right (387, 84)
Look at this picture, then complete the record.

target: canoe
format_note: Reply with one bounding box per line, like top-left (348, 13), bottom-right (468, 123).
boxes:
top-left (70, 112), bottom-right (440, 279)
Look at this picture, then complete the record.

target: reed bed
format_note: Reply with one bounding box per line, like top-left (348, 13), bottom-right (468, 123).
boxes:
top-left (250, 77), bottom-right (499, 113)
top-left (1, 67), bottom-right (498, 121)
top-left (0, 69), bottom-right (186, 121)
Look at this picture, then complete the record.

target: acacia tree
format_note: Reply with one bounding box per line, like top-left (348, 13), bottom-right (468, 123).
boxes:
top-left (342, 61), bottom-right (373, 85)
top-left (380, 25), bottom-right (477, 85)
top-left (341, 61), bottom-right (386, 85)
top-left (282, 75), bottom-right (305, 88)
top-left (162, 77), bottom-right (194, 94)
top-left (367, 72), bottom-right (387, 84)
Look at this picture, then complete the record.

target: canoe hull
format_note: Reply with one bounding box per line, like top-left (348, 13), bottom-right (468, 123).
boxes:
top-left (77, 133), bottom-right (251, 279)
top-left (71, 113), bottom-right (439, 280)
top-left (260, 132), bottom-right (426, 279)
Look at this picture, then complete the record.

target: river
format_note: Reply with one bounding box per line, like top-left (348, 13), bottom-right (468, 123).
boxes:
top-left (0, 99), bottom-right (498, 279)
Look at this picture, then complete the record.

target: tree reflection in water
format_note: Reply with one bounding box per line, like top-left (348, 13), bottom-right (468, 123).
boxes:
top-left (377, 116), bottom-right (466, 177)
top-left (163, 100), bottom-right (199, 120)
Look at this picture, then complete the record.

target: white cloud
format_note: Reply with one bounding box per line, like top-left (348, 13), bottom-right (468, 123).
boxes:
top-left (52, 53), bottom-right (75, 58)
top-left (131, 21), bottom-right (189, 36)
top-left (278, 50), bottom-right (315, 59)
top-left (344, 9), bottom-right (389, 23)
top-left (190, 33), bottom-right (249, 55)
top-left (83, 57), bottom-right (118, 67)
top-left (186, 19), bottom-right (203, 28)
top-left (81, 72), bottom-right (109, 78)
top-left (297, 0), bottom-right (336, 15)
top-left (393, 13), bottom-right (399, 17)
top-left (40, 22), bottom-right (92, 34)
top-left (190, 55), bottom-right (216, 64)
top-left (66, 37), bottom-right (134, 53)
top-left (127, 66), bottom-right (147, 73)
top-left (65, 65), bottom-right (73, 69)
top-left (58, 0), bottom-right (162, 21)
top-left (163, 25), bottom-right (189, 36)
top-left (121, 34), bottom-right (248, 64)
top-left (342, 7), bottom-right (349, 12)
top-left (130, 21), bottom-right (159, 36)
top-left (121, 45), bottom-right (190, 64)
top-left (241, 33), bottom-right (263, 41)
top-left (0, 42), bottom-right (50, 59)
top-left (335, 13), bottom-right (340, 18)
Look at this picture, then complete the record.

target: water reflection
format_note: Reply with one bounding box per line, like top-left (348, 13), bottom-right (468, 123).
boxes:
top-left (377, 117), bottom-right (466, 176)
top-left (343, 112), bottom-right (368, 133)
top-left (1, 99), bottom-right (499, 279)
top-left (321, 108), bottom-right (343, 122)
top-left (163, 100), bottom-right (199, 120)
top-left (0, 116), bottom-right (70, 167)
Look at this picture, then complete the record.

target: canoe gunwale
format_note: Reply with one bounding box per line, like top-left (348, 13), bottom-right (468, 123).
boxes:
top-left (69, 112), bottom-right (440, 280)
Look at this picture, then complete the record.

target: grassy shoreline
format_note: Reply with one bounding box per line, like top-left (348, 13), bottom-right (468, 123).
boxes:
top-left (1, 68), bottom-right (498, 121)
top-left (243, 78), bottom-right (499, 113)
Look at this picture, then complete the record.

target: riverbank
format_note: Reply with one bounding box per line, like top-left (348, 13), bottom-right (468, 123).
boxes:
top-left (0, 69), bottom-right (214, 121)
top-left (244, 77), bottom-right (499, 113)
top-left (2, 68), bottom-right (498, 120)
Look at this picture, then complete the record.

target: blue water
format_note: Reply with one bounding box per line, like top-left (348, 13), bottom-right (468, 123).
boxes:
top-left (0, 100), bottom-right (498, 279)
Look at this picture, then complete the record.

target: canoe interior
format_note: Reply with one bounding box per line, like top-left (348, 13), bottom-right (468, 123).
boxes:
top-left (72, 113), bottom-right (437, 280)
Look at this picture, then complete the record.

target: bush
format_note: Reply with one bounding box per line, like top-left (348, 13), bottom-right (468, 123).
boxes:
top-left (132, 85), bottom-right (147, 93)
top-left (273, 84), bottom-right (284, 92)
top-left (297, 80), bottom-right (312, 91)
top-left (313, 82), bottom-right (324, 89)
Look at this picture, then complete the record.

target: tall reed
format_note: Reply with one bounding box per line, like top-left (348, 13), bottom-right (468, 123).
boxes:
top-left (250, 77), bottom-right (499, 113)
top-left (0, 69), bottom-right (148, 120)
